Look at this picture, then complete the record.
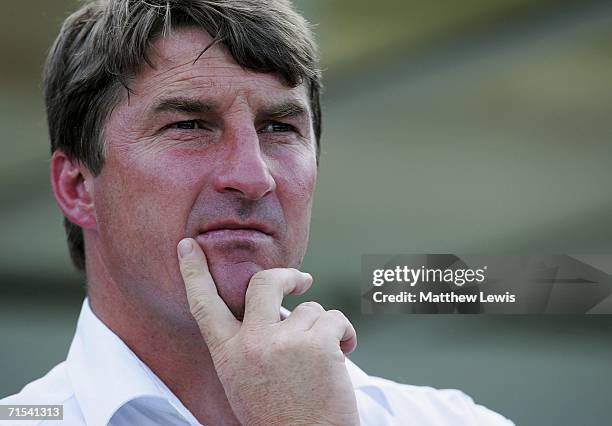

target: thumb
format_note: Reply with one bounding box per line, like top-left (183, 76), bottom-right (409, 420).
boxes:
top-left (177, 238), bottom-right (239, 349)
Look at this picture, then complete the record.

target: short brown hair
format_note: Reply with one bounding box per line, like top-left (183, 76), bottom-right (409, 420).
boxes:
top-left (44, 0), bottom-right (321, 271)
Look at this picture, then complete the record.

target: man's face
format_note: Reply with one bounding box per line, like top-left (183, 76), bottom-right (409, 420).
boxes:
top-left (90, 28), bottom-right (317, 320)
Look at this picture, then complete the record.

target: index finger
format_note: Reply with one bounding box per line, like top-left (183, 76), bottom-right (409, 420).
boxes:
top-left (177, 238), bottom-right (239, 348)
top-left (243, 268), bottom-right (312, 327)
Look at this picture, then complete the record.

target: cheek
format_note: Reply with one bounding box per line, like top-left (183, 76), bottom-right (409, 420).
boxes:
top-left (273, 150), bottom-right (317, 235)
top-left (94, 149), bottom-right (206, 246)
top-left (92, 149), bottom-right (211, 287)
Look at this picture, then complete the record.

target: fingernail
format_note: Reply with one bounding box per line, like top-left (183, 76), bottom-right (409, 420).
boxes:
top-left (178, 239), bottom-right (193, 258)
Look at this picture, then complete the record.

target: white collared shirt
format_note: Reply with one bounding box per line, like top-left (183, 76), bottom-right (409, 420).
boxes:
top-left (1, 298), bottom-right (514, 425)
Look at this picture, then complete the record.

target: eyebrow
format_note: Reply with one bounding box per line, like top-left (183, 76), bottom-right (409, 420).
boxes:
top-left (257, 101), bottom-right (309, 121)
top-left (152, 97), bottom-right (217, 115)
top-left (151, 96), bottom-right (309, 122)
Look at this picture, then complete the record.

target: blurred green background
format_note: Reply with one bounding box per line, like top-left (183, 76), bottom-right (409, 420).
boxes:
top-left (2, 1), bottom-right (612, 424)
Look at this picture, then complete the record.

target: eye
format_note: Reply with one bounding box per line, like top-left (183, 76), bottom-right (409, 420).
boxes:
top-left (259, 121), bottom-right (295, 133)
top-left (168, 120), bottom-right (201, 130)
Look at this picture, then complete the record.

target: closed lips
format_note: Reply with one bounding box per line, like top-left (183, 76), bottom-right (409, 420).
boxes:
top-left (201, 222), bottom-right (272, 234)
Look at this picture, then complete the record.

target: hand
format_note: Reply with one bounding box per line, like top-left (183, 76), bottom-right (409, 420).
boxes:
top-left (177, 238), bottom-right (360, 426)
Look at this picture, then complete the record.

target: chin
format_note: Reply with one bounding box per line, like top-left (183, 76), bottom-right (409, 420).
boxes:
top-left (194, 237), bottom-right (287, 319)
top-left (209, 259), bottom-right (265, 320)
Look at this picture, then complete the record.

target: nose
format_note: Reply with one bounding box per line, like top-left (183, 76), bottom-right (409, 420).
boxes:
top-left (212, 126), bottom-right (276, 200)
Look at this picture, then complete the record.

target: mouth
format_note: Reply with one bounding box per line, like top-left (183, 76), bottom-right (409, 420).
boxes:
top-left (197, 221), bottom-right (274, 243)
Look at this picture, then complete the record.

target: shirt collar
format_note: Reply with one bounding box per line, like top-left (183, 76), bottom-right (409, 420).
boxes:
top-left (66, 298), bottom-right (198, 426)
top-left (66, 299), bottom-right (378, 426)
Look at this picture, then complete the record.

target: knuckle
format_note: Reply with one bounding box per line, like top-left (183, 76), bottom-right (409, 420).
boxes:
top-left (286, 267), bottom-right (303, 277)
top-left (210, 347), bottom-right (232, 371)
top-left (298, 301), bottom-right (324, 312)
top-left (249, 268), bottom-right (298, 286)
top-left (206, 336), bottom-right (224, 355)
top-left (188, 298), bottom-right (209, 323)
top-left (249, 269), bottom-right (275, 286)
top-left (326, 309), bottom-right (348, 322)
top-left (188, 301), bottom-right (225, 352)
top-left (180, 262), bottom-right (201, 281)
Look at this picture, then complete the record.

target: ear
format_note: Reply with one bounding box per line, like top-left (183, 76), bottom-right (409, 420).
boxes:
top-left (50, 150), bottom-right (97, 229)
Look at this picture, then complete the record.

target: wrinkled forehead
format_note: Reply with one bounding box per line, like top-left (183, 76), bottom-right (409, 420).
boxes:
top-left (124, 27), bottom-right (310, 116)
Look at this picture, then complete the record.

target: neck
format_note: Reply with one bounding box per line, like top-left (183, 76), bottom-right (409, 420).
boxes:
top-left (85, 242), bottom-right (240, 425)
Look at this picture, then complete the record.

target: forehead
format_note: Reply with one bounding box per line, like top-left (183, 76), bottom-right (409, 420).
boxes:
top-left (128, 27), bottom-right (309, 110)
